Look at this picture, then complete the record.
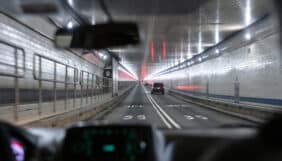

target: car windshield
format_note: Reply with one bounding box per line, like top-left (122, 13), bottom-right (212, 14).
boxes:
top-left (0, 0), bottom-right (280, 130)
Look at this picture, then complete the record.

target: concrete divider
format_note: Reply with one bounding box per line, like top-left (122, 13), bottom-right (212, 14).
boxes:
top-left (168, 89), bottom-right (282, 123)
top-left (22, 84), bottom-right (135, 127)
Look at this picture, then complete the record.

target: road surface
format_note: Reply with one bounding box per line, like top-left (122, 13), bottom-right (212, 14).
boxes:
top-left (91, 84), bottom-right (254, 129)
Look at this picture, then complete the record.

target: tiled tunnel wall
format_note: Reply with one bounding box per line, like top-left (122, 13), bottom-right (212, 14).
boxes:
top-left (162, 16), bottom-right (282, 106)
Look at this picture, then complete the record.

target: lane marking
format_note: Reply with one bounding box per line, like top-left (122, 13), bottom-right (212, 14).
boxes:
top-left (137, 115), bottom-right (146, 120)
top-left (142, 86), bottom-right (181, 129)
top-left (195, 115), bottom-right (209, 120)
top-left (148, 95), bottom-right (182, 129)
top-left (144, 91), bottom-right (150, 94)
top-left (127, 105), bottom-right (143, 108)
top-left (123, 115), bottom-right (133, 120)
top-left (167, 104), bottom-right (188, 107)
top-left (184, 115), bottom-right (194, 120)
top-left (146, 94), bottom-right (172, 129)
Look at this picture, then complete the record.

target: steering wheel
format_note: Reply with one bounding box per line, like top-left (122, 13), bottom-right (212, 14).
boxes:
top-left (0, 126), bottom-right (15, 161)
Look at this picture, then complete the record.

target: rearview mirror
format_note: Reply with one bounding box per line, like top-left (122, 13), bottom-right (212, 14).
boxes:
top-left (55, 22), bottom-right (140, 49)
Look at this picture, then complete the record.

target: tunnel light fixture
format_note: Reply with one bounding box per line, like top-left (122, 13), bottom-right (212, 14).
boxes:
top-left (187, 29), bottom-right (192, 60)
top-left (198, 9), bottom-right (203, 54)
top-left (97, 52), bottom-right (109, 61)
top-left (215, 49), bottom-right (220, 54)
top-left (245, 32), bottom-right (251, 40)
top-left (150, 41), bottom-right (155, 63)
top-left (214, 0), bottom-right (220, 44)
top-left (67, 21), bottom-right (73, 29)
top-left (180, 39), bottom-right (186, 62)
top-left (67, 0), bottom-right (74, 7)
top-left (147, 72), bottom-right (186, 81)
top-left (245, 0), bottom-right (252, 26)
top-left (162, 37), bottom-right (167, 60)
top-left (215, 25), bottom-right (220, 44)
top-left (91, 16), bottom-right (96, 25)
top-left (198, 36), bottom-right (203, 54)
top-left (98, 52), bottom-right (104, 57)
top-left (198, 57), bottom-right (202, 62)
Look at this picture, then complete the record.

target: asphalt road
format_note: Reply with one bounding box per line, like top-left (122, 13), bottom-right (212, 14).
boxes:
top-left (92, 84), bottom-right (254, 130)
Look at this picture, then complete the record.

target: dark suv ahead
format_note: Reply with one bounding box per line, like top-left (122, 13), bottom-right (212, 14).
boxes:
top-left (151, 83), bottom-right (165, 95)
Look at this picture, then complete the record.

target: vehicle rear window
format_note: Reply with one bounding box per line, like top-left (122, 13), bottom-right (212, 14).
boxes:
top-left (153, 83), bottom-right (164, 87)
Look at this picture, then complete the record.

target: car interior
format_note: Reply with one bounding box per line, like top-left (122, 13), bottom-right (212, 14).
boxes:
top-left (0, 0), bottom-right (281, 161)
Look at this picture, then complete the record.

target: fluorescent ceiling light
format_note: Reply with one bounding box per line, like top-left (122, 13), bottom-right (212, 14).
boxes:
top-left (67, 21), bottom-right (73, 29)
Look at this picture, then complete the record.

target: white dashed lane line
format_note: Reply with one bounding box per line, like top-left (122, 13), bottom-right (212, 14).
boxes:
top-left (127, 105), bottom-right (143, 108)
top-left (123, 115), bottom-right (146, 120)
top-left (195, 115), bottom-right (209, 120)
top-left (137, 115), bottom-right (146, 120)
top-left (143, 86), bottom-right (181, 129)
top-left (167, 104), bottom-right (189, 107)
top-left (184, 115), bottom-right (208, 120)
top-left (184, 115), bottom-right (194, 120)
top-left (146, 95), bottom-right (172, 129)
top-left (123, 115), bottom-right (133, 120)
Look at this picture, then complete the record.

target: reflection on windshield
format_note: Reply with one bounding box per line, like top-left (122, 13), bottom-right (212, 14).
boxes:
top-left (11, 138), bottom-right (25, 161)
top-left (0, 0), bottom-right (279, 129)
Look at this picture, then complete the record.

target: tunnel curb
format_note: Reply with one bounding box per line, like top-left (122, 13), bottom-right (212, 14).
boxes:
top-left (168, 90), bottom-right (282, 124)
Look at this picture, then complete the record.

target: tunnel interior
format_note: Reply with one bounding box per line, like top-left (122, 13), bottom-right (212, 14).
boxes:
top-left (0, 0), bottom-right (280, 128)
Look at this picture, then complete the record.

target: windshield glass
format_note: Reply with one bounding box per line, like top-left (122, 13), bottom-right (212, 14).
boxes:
top-left (0, 0), bottom-right (280, 130)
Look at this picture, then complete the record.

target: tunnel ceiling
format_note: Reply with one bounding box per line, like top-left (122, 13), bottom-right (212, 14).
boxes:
top-left (4, 0), bottom-right (271, 79)
top-left (66, 0), bottom-right (270, 79)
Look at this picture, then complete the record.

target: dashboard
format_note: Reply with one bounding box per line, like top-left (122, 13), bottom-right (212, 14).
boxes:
top-left (59, 125), bottom-right (156, 161)
top-left (1, 119), bottom-right (282, 161)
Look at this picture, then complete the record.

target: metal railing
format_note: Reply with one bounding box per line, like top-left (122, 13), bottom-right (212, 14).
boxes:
top-left (0, 40), bottom-right (26, 121)
top-left (0, 48), bottom-right (122, 123)
top-left (0, 40), bottom-right (25, 78)
top-left (33, 53), bottom-right (79, 114)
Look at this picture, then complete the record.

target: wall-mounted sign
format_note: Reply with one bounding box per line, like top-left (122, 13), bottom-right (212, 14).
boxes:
top-left (104, 69), bottom-right (112, 78)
